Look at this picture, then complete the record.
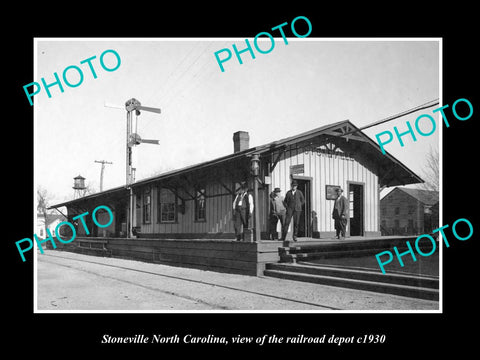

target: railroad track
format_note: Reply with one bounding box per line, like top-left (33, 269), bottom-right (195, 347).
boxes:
top-left (40, 253), bottom-right (342, 310)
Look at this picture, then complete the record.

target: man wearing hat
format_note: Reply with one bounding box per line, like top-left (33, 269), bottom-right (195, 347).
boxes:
top-left (332, 187), bottom-right (349, 240)
top-left (232, 181), bottom-right (254, 241)
top-left (282, 179), bottom-right (305, 241)
top-left (269, 187), bottom-right (286, 240)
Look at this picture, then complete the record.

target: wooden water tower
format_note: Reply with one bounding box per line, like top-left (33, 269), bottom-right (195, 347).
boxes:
top-left (73, 175), bottom-right (86, 199)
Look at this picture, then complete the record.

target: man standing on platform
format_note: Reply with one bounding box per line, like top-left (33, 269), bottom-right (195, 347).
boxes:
top-left (269, 187), bottom-right (286, 240)
top-left (282, 180), bottom-right (305, 242)
top-left (332, 187), bottom-right (349, 240)
top-left (233, 181), bottom-right (254, 241)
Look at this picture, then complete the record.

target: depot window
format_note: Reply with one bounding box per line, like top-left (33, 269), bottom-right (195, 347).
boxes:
top-left (159, 188), bottom-right (176, 223)
top-left (195, 188), bottom-right (206, 222)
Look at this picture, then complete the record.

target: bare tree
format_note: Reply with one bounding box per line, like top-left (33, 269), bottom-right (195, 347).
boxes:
top-left (420, 146), bottom-right (439, 192)
top-left (84, 181), bottom-right (96, 196)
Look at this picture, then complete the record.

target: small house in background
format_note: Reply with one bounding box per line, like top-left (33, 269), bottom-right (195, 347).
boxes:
top-left (380, 187), bottom-right (439, 235)
top-left (36, 213), bottom-right (68, 239)
top-left (36, 214), bottom-right (46, 238)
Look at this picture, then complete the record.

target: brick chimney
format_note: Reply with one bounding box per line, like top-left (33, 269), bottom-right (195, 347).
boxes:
top-left (233, 131), bottom-right (250, 153)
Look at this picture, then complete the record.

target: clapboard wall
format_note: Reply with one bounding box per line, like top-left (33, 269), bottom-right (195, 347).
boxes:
top-left (131, 142), bottom-right (380, 238)
top-left (134, 176), bottom-right (268, 237)
top-left (269, 142), bottom-right (380, 236)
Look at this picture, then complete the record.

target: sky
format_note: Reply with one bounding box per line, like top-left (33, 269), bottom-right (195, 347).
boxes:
top-left (34, 38), bottom-right (440, 206)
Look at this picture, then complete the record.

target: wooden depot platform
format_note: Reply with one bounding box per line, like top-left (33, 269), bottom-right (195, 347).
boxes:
top-left (50, 236), bottom-right (283, 276)
top-left (47, 235), bottom-right (425, 277)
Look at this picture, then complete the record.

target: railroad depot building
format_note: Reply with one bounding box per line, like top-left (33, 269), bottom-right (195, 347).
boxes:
top-left (49, 120), bottom-right (424, 275)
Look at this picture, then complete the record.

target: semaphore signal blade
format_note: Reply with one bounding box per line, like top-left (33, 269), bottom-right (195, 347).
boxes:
top-left (139, 139), bottom-right (160, 145)
top-left (136, 105), bottom-right (161, 114)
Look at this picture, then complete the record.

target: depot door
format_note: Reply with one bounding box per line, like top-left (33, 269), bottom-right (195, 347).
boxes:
top-left (348, 182), bottom-right (364, 236)
top-left (295, 178), bottom-right (311, 238)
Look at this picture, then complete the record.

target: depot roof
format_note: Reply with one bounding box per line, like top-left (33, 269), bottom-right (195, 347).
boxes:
top-left (49, 119), bottom-right (423, 209)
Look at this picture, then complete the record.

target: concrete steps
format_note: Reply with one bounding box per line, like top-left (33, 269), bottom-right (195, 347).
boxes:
top-left (264, 262), bottom-right (439, 300)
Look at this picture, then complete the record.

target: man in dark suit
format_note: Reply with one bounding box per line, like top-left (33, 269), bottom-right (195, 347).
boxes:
top-left (233, 181), bottom-right (254, 241)
top-left (282, 180), bottom-right (305, 241)
top-left (332, 187), bottom-right (349, 240)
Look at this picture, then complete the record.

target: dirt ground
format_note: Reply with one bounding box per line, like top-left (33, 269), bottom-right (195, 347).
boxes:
top-left (35, 250), bottom-right (439, 311)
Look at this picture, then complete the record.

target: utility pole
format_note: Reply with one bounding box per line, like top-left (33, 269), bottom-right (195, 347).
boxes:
top-left (94, 160), bottom-right (113, 192)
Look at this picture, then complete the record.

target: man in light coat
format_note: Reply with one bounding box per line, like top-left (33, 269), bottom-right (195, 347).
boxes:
top-left (269, 187), bottom-right (286, 240)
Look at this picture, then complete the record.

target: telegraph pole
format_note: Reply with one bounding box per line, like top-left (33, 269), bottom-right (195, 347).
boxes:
top-left (94, 160), bottom-right (113, 192)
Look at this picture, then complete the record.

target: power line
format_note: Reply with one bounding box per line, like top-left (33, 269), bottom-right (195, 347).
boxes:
top-left (158, 41), bottom-right (217, 107)
top-left (141, 41), bottom-right (223, 134)
top-left (103, 42), bottom-right (213, 154)
top-left (158, 41), bottom-right (230, 113)
top-left (144, 41), bottom-right (204, 106)
top-left (340, 99), bottom-right (440, 137)
top-left (162, 51), bottom-right (219, 110)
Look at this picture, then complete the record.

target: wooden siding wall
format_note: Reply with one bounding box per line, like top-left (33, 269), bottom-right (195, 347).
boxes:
top-left (269, 143), bottom-right (379, 234)
top-left (69, 148), bottom-right (379, 238)
top-left (135, 178), bottom-right (268, 236)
